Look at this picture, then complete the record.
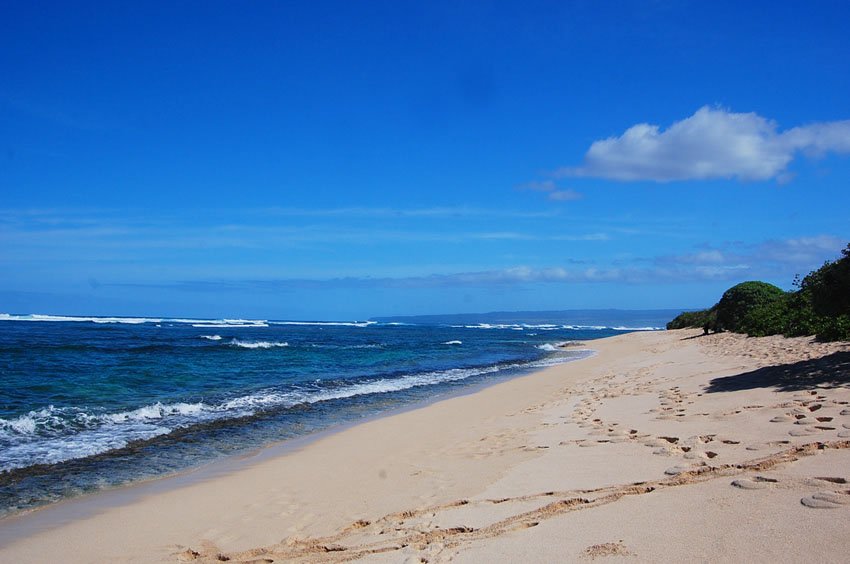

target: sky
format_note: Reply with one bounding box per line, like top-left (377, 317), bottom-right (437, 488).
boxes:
top-left (2, 1), bottom-right (849, 320)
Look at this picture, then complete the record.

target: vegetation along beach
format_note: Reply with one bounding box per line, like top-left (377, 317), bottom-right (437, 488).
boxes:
top-left (2, 2), bottom-right (849, 562)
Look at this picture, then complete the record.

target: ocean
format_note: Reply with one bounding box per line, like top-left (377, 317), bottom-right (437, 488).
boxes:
top-left (0, 313), bottom-right (666, 517)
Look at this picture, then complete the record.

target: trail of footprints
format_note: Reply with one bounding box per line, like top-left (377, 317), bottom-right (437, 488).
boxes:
top-left (179, 441), bottom-right (850, 563)
top-left (768, 392), bottom-right (850, 439)
top-left (566, 369), bottom-right (703, 452)
top-left (731, 474), bottom-right (850, 509)
top-left (562, 369), bottom-right (850, 514)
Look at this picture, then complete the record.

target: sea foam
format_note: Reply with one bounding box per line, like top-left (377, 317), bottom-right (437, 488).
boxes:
top-left (0, 313), bottom-right (270, 327)
top-left (0, 349), bottom-right (593, 472)
top-left (454, 322), bottom-right (662, 332)
top-left (269, 320), bottom-right (377, 327)
top-left (228, 339), bottom-right (289, 349)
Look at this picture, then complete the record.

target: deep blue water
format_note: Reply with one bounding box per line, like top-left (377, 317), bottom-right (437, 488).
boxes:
top-left (0, 314), bottom-right (662, 516)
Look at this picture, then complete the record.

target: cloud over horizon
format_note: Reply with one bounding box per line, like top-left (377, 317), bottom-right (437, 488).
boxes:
top-left (560, 106), bottom-right (850, 182)
top-left (103, 234), bottom-right (846, 294)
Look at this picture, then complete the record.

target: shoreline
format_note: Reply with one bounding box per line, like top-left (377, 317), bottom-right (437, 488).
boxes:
top-left (0, 346), bottom-right (598, 542)
top-left (2, 330), bottom-right (849, 562)
top-left (0, 325), bottom-right (597, 523)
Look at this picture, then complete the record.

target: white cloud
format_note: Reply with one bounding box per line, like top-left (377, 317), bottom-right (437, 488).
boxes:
top-left (111, 233), bottom-right (847, 293)
top-left (661, 250), bottom-right (728, 265)
top-left (548, 189), bottom-right (583, 201)
top-left (755, 235), bottom-right (847, 265)
top-left (560, 106), bottom-right (850, 182)
top-left (654, 235), bottom-right (846, 279)
top-left (518, 180), bottom-right (583, 202)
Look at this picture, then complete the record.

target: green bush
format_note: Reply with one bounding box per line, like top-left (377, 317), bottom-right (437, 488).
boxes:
top-left (800, 243), bottom-right (850, 318)
top-left (783, 285), bottom-right (826, 337)
top-left (715, 281), bottom-right (786, 332)
top-left (816, 314), bottom-right (850, 341)
top-left (666, 307), bottom-right (716, 330)
top-left (666, 243), bottom-right (850, 342)
top-left (738, 295), bottom-right (791, 337)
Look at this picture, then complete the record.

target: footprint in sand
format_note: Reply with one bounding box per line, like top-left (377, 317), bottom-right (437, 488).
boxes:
top-left (767, 440), bottom-right (792, 446)
top-left (582, 541), bottom-right (633, 559)
top-left (801, 491), bottom-right (850, 509)
top-left (745, 443), bottom-right (768, 451)
top-left (684, 450), bottom-right (718, 460)
top-left (731, 476), bottom-right (778, 490)
top-left (789, 427), bottom-right (819, 436)
top-left (794, 418), bottom-right (815, 426)
top-left (808, 477), bottom-right (848, 486)
top-left (664, 463), bottom-right (705, 476)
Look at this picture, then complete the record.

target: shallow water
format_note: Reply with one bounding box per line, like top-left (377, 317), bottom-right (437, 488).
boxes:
top-left (0, 314), bottom-right (658, 516)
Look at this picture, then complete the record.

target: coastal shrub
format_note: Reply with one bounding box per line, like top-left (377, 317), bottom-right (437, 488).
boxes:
top-left (782, 286), bottom-right (824, 337)
top-left (666, 242), bottom-right (849, 342)
top-left (715, 281), bottom-right (786, 332)
top-left (666, 307), bottom-right (716, 330)
top-left (787, 244), bottom-right (850, 341)
top-left (737, 295), bottom-right (791, 337)
top-left (800, 243), bottom-right (850, 318)
top-left (816, 314), bottom-right (850, 341)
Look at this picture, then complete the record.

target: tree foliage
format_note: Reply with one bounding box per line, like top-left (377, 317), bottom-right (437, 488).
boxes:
top-left (800, 243), bottom-right (850, 318)
top-left (715, 281), bottom-right (786, 333)
top-left (666, 307), bottom-right (716, 330)
top-left (737, 294), bottom-right (791, 337)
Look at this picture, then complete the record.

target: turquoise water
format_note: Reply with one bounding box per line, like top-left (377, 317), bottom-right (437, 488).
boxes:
top-left (0, 314), bottom-right (660, 516)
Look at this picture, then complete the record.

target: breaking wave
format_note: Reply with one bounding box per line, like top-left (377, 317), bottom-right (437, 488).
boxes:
top-left (269, 320), bottom-right (377, 327)
top-left (0, 350), bottom-right (591, 472)
top-left (227, 339), bottom-right (289, 349)
top-left (454, 323), bottom-right (662, 331)
top-left (0, 313), bottom-right (270, 327)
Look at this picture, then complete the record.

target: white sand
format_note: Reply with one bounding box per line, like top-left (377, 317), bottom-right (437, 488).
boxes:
top-left (1, 329), bottom-right (848, 563)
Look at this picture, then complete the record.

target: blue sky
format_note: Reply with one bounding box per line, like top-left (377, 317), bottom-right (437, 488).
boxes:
top-left (2, 1), bottom-right (849, 320)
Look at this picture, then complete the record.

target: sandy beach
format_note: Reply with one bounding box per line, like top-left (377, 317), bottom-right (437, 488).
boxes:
top-left (1, 329), bottom-right (849, 563)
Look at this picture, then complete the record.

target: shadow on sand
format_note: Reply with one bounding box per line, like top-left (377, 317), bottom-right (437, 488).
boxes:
top-left (705, 351), bottom-right (850, 393)
top-left (680, 333), bottom-right (711, 341)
